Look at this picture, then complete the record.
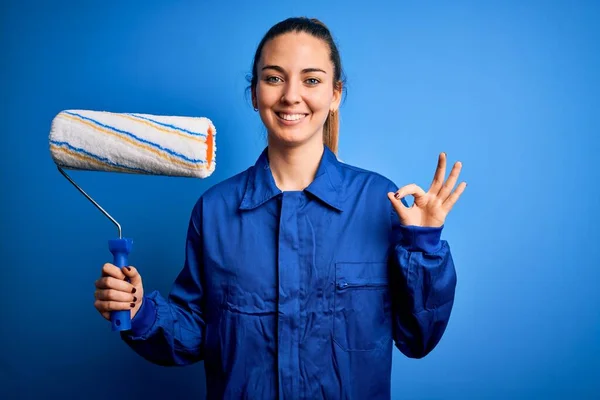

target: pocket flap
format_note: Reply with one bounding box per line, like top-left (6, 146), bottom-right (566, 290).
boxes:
top-left (336, 262), bottom-right (388, 286)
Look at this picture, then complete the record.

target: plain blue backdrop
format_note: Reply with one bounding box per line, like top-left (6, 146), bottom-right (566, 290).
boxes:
top-left (1, 0), bottom-right (598, 399)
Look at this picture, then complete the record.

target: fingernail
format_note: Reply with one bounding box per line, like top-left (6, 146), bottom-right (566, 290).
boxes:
top-left (126, 267), bottom-right (131, 271)
top-left (132, 287), bottom-right (137, 294)
top-left (133, 296), bottom-right (137, 302)
top-left (130, 303), bottom-right (135, 308)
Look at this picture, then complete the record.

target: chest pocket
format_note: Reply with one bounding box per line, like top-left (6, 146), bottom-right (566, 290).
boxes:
top-left (333, 262), bottom-right (392, 352)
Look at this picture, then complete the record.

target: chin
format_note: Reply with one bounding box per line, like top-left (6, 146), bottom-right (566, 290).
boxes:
top-left (270, 132), bottom-right (310, 146)
top-left (267, 128), bottom-right (319, 148)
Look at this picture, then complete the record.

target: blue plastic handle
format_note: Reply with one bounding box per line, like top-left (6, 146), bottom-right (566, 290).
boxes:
top-left (108, 238), bottom-right (133, 331)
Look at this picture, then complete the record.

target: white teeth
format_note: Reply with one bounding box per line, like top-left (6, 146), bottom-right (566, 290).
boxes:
top-left (278, 113), bottom-right (305, 121)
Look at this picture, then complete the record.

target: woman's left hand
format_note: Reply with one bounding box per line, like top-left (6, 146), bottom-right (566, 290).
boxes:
top-left (388, 152), bottom-right (467, 228)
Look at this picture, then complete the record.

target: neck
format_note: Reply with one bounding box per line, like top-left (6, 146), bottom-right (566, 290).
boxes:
top-left (267, 137), bottom-right (324, 192)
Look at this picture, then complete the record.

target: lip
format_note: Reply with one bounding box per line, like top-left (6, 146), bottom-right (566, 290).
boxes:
top-left (275, 111), bottom-right (308, 126)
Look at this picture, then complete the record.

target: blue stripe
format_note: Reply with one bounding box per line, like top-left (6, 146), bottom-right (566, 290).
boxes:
top-left (50, 140), bottom-right (152, 174)
top-left (63, 111), bottom-right (205, 164)
top-left (126, 113), bottom-right (207, 138)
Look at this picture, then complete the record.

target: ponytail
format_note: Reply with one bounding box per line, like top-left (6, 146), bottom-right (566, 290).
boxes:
top-left (323, 110), bottom-right (339, 155)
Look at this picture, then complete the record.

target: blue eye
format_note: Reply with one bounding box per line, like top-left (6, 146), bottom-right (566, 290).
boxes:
top-left (266, 76), bottom-right (282, 83)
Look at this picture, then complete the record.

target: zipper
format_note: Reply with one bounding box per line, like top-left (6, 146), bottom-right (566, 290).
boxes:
top-left (336, 281), bottom-right (387, 290)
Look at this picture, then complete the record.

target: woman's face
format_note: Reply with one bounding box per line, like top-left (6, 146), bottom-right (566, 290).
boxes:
top-left (253, 32), bottom-right (342, 149)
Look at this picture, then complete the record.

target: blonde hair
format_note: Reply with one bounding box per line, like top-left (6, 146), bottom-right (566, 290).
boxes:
top-left (323, 109), bottom-right (339, 154)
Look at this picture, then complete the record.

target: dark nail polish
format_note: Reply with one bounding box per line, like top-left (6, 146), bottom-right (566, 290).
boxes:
top-left (130, 303), bottom-right (135, 308)
top-left (133, 296), bottom-right (137, 302)
top-left (126, 267), bottom-right (131, 271)
top-left (132, 287), bottom-right (137, 294)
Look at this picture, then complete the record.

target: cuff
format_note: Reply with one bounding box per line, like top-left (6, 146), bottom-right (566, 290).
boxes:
top-left (126, 295), bottom-right (157, 338)
top-left (397, 224), bottom-right (443, 253)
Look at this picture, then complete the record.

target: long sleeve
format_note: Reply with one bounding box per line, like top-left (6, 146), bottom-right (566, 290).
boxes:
top-left (120, 200), bottom-right (207, 366)
top-left (388, 207), bottom-right (458, 359)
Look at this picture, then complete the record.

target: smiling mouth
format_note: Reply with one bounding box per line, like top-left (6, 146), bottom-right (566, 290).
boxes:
top-left (276, 112), bottom-right (308, 121)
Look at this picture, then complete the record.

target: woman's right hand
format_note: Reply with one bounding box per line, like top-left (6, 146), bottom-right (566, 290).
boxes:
top-left (94, 263), bottom-right (144, 321)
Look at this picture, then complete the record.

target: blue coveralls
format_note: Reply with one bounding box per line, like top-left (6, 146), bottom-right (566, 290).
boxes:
top-left (122, 145), bottom-right (457, 399)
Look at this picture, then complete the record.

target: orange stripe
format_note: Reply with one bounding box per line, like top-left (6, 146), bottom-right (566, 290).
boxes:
top-left (116, 113), bottom-right (204, 142)
top-left (206, 125), bottom-right (214, 168)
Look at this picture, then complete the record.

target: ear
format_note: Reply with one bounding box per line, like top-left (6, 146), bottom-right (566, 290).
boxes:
top-left (330, 81), bottom-right (343, 112)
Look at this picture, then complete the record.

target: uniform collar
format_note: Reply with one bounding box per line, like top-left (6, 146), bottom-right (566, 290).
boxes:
top-left (239, 145), bottom-right (344, 212)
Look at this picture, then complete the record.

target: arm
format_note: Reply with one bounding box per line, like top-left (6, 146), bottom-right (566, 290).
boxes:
top-left (385, 152), bottom-right (466, 358)
top-left (120, 200), bottom-right (206, 366)
top-left (388, 214), bottom-right (457, 359)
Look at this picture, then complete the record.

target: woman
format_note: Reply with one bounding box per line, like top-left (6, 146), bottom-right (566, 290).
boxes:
top-left (94, 17), bottom-right (466, 399)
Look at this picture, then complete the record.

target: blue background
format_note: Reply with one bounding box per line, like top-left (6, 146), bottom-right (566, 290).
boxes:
top-left (1, 0), bottom-right (598, 399)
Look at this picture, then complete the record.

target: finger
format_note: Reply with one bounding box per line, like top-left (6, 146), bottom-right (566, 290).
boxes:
top-left (94, 299), bottom-right (135, 313)
top-left (443, 181), bottom-right (467, 212)
top-left (438, 161), bottom-right (463, 200)
top-left (428, 152), bottom-right (447, 195)
top-left (395, 184), bottom-right (426, 200)
top-left (122, 266), bottom-right (143, 287)
top-left (101, 263), bottom-right (126, 280)
top-left (95, 276), bottom-right (137, 294)
top-left (387, 192), bottom-right (408, 218)
top-left (95, 288), bottom-right (137, 303)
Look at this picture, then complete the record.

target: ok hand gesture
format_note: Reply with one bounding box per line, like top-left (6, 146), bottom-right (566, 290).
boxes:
top-left (388, 152), bottom-right (466, 228)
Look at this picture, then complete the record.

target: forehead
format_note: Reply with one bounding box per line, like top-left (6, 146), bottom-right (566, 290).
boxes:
top-left (259, 32), bottom-right (332, 71)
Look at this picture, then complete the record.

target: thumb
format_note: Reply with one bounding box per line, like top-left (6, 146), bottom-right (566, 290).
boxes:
top-left (122, 266), bottom-right (143, 287)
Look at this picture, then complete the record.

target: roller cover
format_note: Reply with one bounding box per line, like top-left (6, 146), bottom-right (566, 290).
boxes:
top-left (49, 110), bottom-right (216, 178)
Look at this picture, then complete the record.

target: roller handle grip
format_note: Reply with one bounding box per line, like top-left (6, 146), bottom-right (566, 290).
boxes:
top-left (108, 238), bottom-right (133, 331)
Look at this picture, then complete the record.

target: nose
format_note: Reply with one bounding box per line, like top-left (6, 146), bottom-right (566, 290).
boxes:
top-left (281, 80), bottom-right (301, 105)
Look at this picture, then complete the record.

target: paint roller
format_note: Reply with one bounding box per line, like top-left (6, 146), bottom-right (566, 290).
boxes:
top-left (48, 109), bottom-right (216, 331)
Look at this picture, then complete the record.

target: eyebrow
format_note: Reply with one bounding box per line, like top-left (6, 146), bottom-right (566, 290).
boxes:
top-left (261, 65), bottom-right (327, 74)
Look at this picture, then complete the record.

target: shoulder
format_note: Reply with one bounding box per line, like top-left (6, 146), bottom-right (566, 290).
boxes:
top-left (204, 168), bottom-right (251, 200)
top-left (336, 158), bottom-right (398, 193)
top-left (191, 166), bottom-right (253, 214)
